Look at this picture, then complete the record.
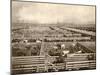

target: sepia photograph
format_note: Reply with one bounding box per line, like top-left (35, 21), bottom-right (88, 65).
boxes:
top-left (11, 0), bottom-right (96, 74)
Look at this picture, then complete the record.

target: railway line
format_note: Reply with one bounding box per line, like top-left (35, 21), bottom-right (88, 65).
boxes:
top-left (59, 27), bottom-right (96, 36)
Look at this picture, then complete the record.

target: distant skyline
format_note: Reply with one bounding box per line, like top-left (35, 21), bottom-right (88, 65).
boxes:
top-left (12, 1), bottom-right (95, 25)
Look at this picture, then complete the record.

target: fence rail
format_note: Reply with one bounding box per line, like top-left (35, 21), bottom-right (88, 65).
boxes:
top-left (11, 53), bottom-right (96, 74)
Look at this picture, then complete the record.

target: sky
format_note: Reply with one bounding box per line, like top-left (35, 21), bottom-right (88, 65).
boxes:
top-left (12, 1), bottom-right (95, 24)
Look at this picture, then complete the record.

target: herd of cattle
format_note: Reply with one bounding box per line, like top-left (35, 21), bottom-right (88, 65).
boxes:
top-left (11, 25), bottom-right (96, 74)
